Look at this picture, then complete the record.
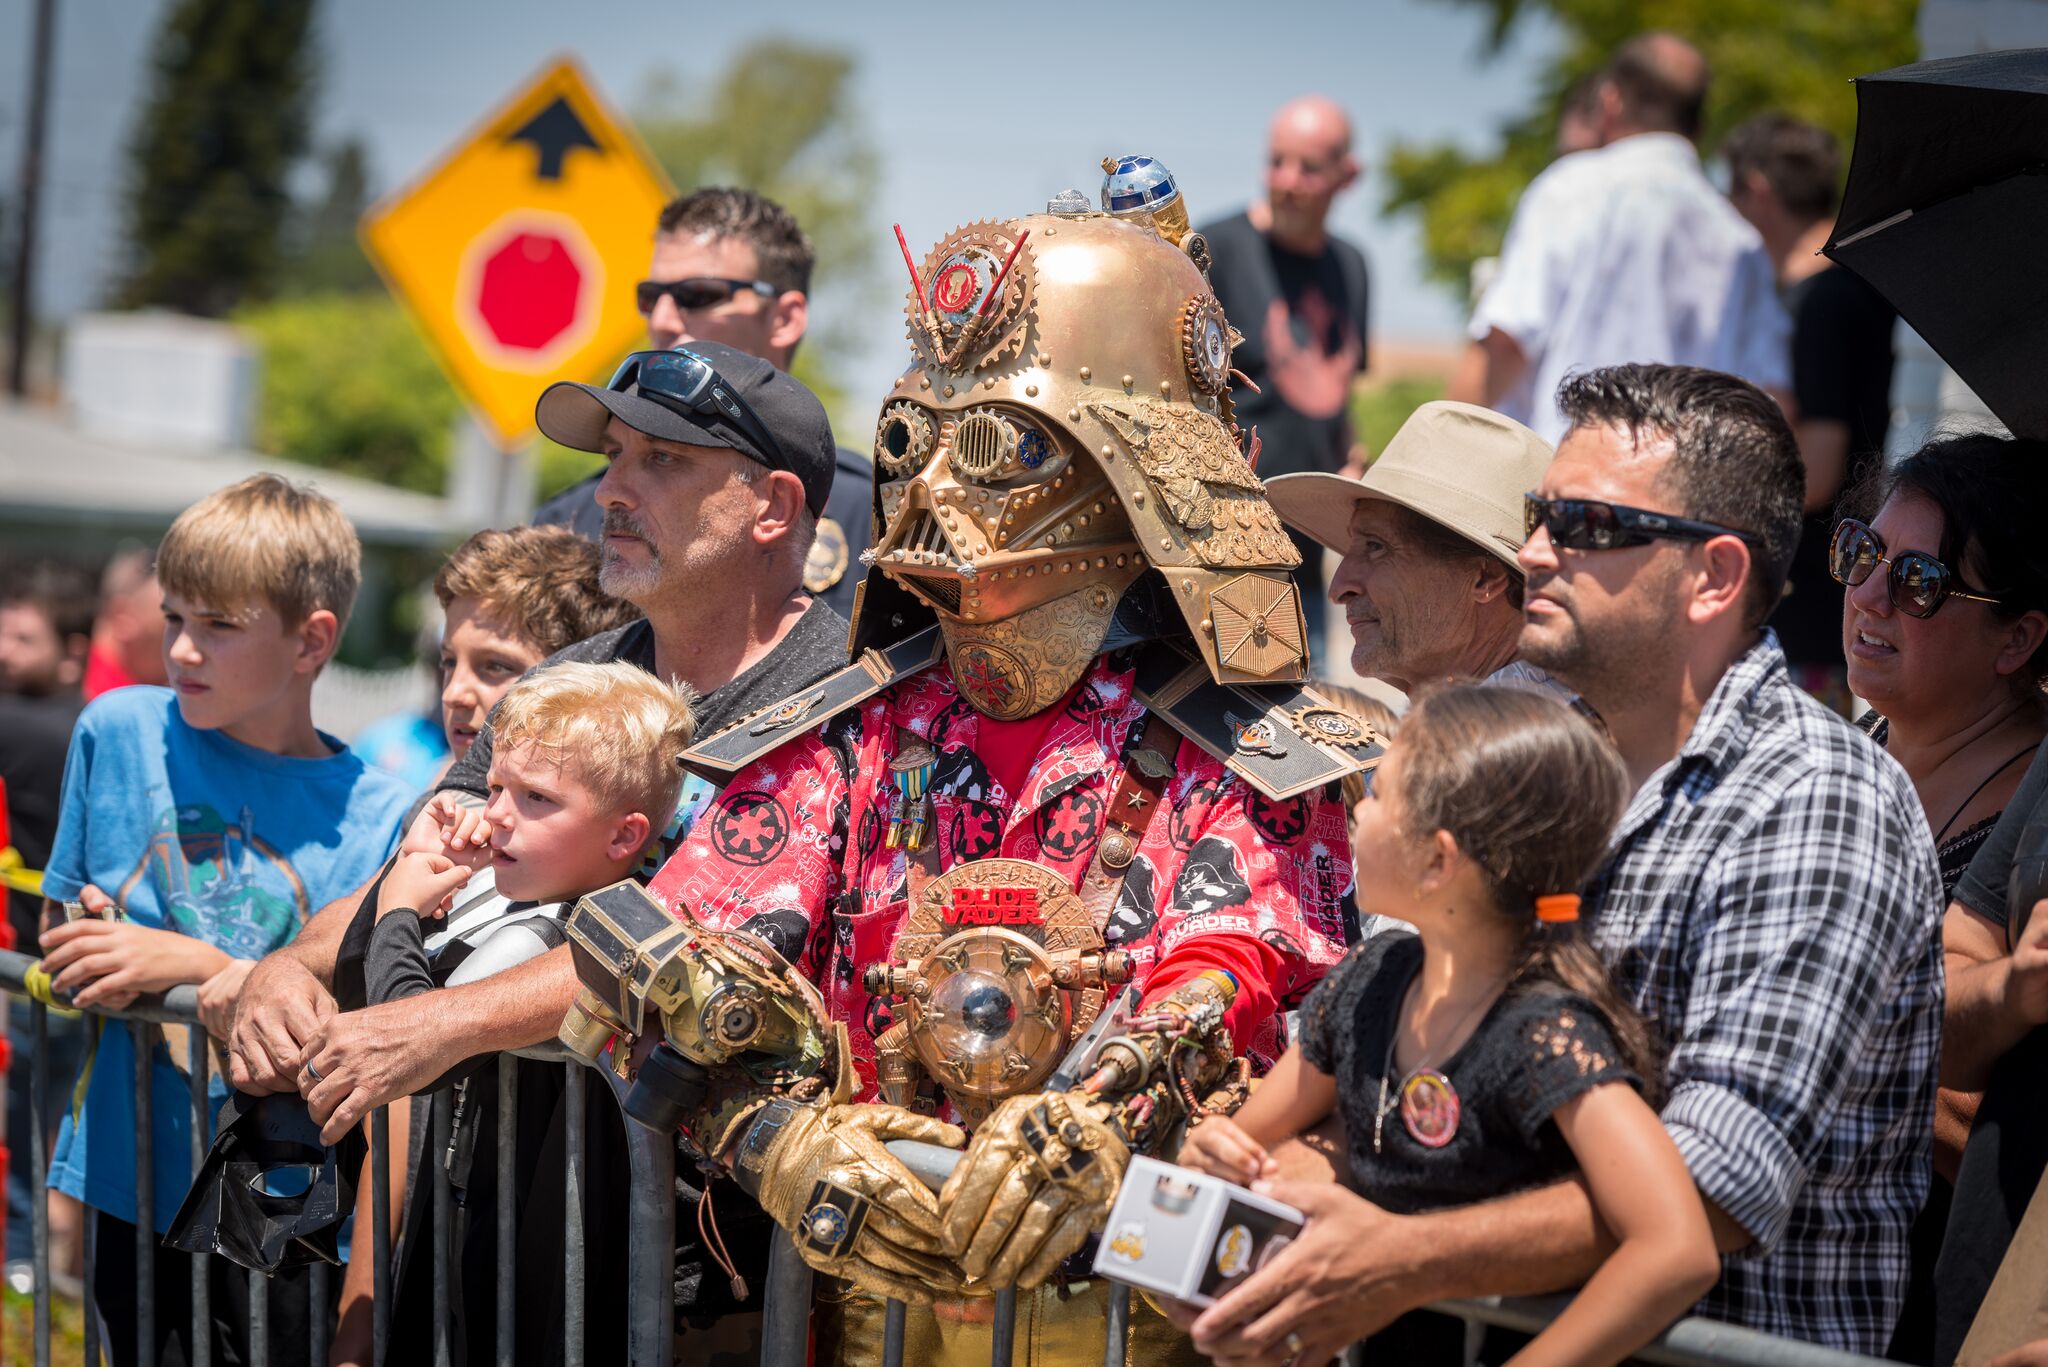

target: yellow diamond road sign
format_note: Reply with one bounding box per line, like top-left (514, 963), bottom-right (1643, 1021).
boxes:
top-left (362, 56), bottom-right (674, 448)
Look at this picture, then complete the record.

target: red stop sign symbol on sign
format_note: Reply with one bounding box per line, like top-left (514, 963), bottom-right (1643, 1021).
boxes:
top-left (476, 230), bottom-right (582, 350)
top-left (460, 214), bottom-right (600, 363)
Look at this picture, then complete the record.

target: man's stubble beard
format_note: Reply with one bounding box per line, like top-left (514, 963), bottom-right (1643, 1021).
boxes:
top-left (1350, 583), bottom-right (1472, 689)
top-left (600, 516), bottom-right (757, 618)
top-left (598, 545), bottom-right (661, 602)
top-left (1521, 580), bottom-right (1681, 716)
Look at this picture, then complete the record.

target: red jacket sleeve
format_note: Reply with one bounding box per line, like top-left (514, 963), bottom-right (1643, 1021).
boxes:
top-left (1143, 931), bottom-right (1287, 1055)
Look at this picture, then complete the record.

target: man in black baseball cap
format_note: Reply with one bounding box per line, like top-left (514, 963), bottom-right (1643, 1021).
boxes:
top-left (536, 340), bottom-right (838, 519)
top-left (228, 350), bottom-right (859, 1361)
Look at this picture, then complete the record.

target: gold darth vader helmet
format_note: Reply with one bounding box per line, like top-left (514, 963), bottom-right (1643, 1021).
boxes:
top-left (852, 159), bottom-right (1307, 720)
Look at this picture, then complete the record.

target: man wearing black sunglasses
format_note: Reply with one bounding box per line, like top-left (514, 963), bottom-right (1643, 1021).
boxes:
top-left (533, 187), bottom-right (873, 614)
top-left (1204, 365), bottom-right (1943, 1360)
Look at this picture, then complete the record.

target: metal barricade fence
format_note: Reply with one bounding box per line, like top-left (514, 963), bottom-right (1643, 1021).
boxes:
top-left (0, 945), bottom-right (1895, 1367)
top-left (0, 947), bottom-right (677, 1367)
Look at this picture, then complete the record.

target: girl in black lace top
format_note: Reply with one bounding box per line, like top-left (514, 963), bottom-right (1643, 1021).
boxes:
top-left (1178, 685), bottom-right (1718, 1367)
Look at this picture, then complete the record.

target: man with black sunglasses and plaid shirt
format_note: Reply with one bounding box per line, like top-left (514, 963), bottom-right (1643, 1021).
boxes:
top-left (1187, 363), bottom-right (1942, 1361)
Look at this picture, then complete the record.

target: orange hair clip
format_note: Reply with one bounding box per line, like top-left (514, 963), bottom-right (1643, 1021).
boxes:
top-left (1534, 894), bottom-right (1581, 924)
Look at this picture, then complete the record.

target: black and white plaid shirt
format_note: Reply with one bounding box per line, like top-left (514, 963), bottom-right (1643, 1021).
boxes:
top-left (1585, 631), bottom-right (1943, 1355)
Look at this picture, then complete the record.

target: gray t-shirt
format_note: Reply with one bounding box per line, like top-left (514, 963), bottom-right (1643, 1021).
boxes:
top-left (1938, 726), bottom-right (2048, 1363)
top-left (1954, 739), bottom-right (2048, 930)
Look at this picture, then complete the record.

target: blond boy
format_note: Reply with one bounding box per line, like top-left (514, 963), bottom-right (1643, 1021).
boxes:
top-left (37, 474), bottom-right (414, 1365)
top-left (327, 663), bottom-right (692, 1363)
top-left (367, 661), bottom-right (696, 1001)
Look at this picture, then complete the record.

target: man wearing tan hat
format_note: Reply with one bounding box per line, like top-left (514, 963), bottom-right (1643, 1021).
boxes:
top-left (1265, 400), bottom-right (1557, 694)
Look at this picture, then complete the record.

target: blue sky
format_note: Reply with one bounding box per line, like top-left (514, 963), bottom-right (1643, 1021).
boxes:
top-left (4, 0), bottom-right (1559, 405)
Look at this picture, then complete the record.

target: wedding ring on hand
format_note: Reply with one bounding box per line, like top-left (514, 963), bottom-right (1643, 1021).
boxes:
top-left (302, 1059), bottom-right (322, 1084)
top-left (1284, 1330), bottom-right (1305, 1361)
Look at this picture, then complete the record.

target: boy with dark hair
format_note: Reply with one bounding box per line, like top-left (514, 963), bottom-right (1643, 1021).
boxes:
top-left (36, 474), bottom-right (413, 1366)
top-left (432, 526), bottom-right (641, 763)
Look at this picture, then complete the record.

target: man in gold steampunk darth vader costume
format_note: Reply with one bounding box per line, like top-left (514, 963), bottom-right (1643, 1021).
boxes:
top-left (556, 159), bottom-right (1379, 1362)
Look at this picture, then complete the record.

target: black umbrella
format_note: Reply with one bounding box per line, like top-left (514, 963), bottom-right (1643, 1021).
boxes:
top-left (1824, 48), bottom-right (2048, 440)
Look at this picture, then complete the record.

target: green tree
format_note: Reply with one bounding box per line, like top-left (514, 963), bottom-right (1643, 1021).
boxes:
top-left (1382, 0), bottom-right (1920, 293)
top-left (235, 292), bottom-right (460, 494)
top-left (280, 138), bottom-right (381, 295)
top-left (117, 0), bottom-right (318, 315)
top-left (631, 39), bottom-right (881, 424)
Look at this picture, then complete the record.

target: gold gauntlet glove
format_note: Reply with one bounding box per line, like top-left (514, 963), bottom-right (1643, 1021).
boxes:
top-left (937, 1091), bottom-right (1129, 1289)
top-left (735, 1100), bottom-right (966, 1304)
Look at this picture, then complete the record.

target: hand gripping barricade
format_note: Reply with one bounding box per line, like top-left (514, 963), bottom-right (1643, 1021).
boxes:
top-left (561, 156), bottom-right (1384, 1365)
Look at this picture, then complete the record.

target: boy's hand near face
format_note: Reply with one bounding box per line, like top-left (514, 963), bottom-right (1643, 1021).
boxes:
top-left (404, 791), bottom-right (493, 860)
top-left (377, 851), bottom-right (478, 923)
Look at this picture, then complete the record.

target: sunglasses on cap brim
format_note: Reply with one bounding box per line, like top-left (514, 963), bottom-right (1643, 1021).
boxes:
top-left (606, 349), bottom-right (791, 473)
top-left (1828, 517), bottom-right (2006, 618)
top-left (1523, 493), bottom-right (1760, 552)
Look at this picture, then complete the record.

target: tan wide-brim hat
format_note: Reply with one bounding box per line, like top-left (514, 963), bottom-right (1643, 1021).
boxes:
top-left (1264, 401), bottom-right (1554, 569)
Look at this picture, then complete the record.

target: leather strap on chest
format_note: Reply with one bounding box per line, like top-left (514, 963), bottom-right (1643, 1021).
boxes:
top-left (1078, 711), bottom-right (1177, 929)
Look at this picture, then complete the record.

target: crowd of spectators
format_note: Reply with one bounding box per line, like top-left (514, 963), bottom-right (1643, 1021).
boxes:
top-left (6, 28), bottom-right (2048, 1367)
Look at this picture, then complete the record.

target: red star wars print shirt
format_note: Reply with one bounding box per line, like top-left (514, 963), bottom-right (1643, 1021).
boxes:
top-left (647, 654), bottom-right (1353, 1099)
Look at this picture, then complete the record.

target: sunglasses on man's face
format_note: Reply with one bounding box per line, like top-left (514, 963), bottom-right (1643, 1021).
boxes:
top-left (633, 276), bottom-right (777, 315)
top-left (1522, 494), bottom-right (1759, 552)
top-left (1828, 517), bottom-right (2005, 618)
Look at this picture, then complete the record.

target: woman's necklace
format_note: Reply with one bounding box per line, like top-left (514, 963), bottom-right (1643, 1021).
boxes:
top-left (1932, 739), bottom-right (2039, 846)
top-left (1372, 970), bottom-right (1510, 1154)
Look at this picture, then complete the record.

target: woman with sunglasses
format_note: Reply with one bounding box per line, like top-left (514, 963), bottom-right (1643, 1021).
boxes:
top-left (1836, 435), bottom-right (2048, 894)
top-left (1832, 430), bottom-right (2048, 1364)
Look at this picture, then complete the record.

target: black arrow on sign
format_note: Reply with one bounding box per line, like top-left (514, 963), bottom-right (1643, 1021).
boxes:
top-left (504, 96), bottom-right (601, 180)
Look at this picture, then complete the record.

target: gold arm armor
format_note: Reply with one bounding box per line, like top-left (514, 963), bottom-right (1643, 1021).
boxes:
top-left (557, 880), bottom-right (851, 1159)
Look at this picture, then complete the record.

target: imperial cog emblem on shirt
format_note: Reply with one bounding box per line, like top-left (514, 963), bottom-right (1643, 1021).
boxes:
top-left (1036, 788), bottom-right (1102, 861)
top-left (1179, 294), bottom-right (1235, 395)
top-left (1290, 705), bottom-right (1382, 755)
top-left (711, 792), bottom-right (790, 866)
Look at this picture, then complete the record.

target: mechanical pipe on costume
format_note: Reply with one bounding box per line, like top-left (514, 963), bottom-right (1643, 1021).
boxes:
top-left (553, 156), bottom-right (1384, 1332)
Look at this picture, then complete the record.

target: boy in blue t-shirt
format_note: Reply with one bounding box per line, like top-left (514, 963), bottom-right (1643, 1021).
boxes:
top-left (37, 473), bottom-right (412, 1366)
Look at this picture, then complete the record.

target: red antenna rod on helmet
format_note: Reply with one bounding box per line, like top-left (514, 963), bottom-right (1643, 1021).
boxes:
top-left (894, 224), bottom-right (930, 312)
top-left (976, 229), bottom-right (1030, 318)
top-left (895, 223), bottom-right (942, 350)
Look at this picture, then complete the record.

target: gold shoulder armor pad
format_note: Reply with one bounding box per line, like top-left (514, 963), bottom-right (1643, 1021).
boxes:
top-left (1131, 640), bottom-right (1385, 801)
top-left (681, 627), bottom-right (944, 782)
